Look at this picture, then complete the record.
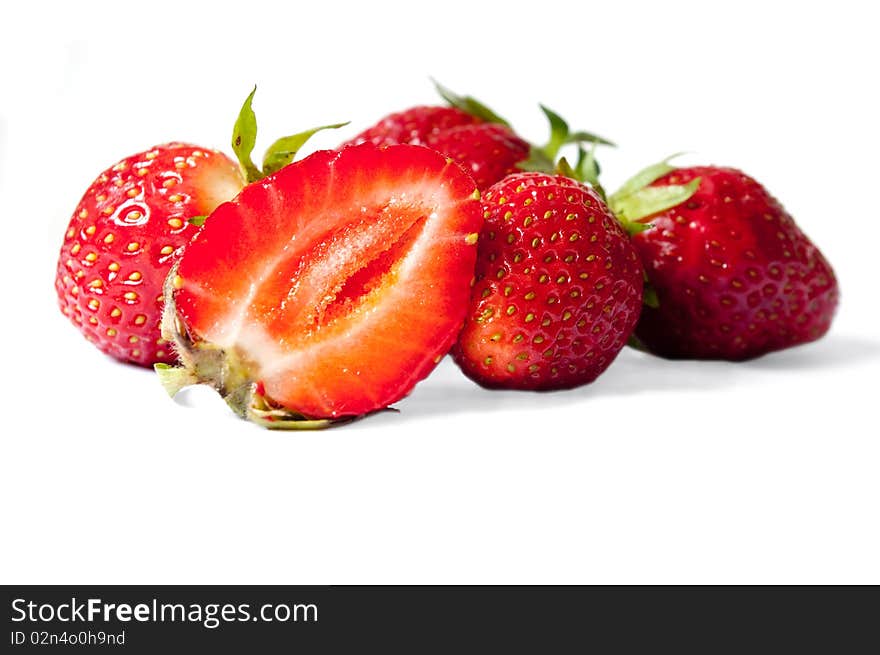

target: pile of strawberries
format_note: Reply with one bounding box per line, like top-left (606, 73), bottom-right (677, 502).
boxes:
top-left (55, 85), bottom-right (839, 429)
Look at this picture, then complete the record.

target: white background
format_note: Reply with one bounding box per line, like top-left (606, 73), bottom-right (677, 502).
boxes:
top-left (1, 0), bottom-right (878, 584)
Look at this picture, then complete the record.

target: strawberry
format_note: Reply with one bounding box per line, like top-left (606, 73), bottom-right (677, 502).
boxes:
top-left (342, 83), bottom-right (611, 191)
top-left (157, 143), bottom-right (482, 427)
top-left (424, 122), bottom-right (530, 191)
top-left (55, 143), bottom-right (244, 366)
top-left (343, 105), bottom-right (480, 147)
top-left (608, 162), bottom-right (839, 359)
top-left (452, 171), bottom-right (644, 390)
top-left (54, 88), bottom-right (344, 367)
top-left (344, 105), bottom-right (527, 190)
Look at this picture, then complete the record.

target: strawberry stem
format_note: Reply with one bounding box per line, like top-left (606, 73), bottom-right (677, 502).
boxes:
top-left (231, 86), bottom-right (349, 183)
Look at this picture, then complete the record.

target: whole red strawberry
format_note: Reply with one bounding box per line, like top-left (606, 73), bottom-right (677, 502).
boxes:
top-left (453, 172), bottom-right (644, 390)
top-left (158, 143), bottom-right (482, 426)
top-left (344, 84), bottom-right (612, 192)
top-left (344, 105), bottom-right (528, 190)
top-left (343, 105), bottom-right (480, 147)
top-left (610, 164), bottom-right (839, 359)
top-left (424, 122), bottom-right (530, 191)
top-left (55, 142), bottom-right (244, 366)
top-left (55, 88), bottom-right (346, 367)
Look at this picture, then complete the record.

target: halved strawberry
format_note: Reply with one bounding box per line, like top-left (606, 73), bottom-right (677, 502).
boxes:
top-left (159, 143), bottom-right (482, 426)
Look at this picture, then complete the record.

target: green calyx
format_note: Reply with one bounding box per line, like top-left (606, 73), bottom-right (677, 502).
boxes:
top-left (232, 86), bottom-right (349, 184)
top-left (433, 80), bottom-right (613, 192)
top-left (608, 154), bottom-right (701, 235)
top-left (534, 104), bottom-right (614, 164)
top-left (433, 79), bottom-right (511, 126)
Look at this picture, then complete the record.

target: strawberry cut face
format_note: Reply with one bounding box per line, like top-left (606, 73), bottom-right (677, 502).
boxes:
top-left (169, 143), bottom-right (482, 420)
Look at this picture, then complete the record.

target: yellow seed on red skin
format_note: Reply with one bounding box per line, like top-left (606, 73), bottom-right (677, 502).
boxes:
top-left (124, 291), bottom-right (137, 301)
top-left (160, 246), bottom-right (174, 255)
top-left (85, 252), bottom-right (97, 263)
top-left (111, 308), bottom-right (122, 318)
top-left (79, 209), bottom-right (88, 219)
top-left (108, 262), bottom-right (120, 272)
top-left (104, 234), bottom-right (115, 244)
top-left (134, 314), bottom-right (146, 324)
top-left (127, 242), bottom-right (140, 252)
top-left (106, 328), bottom-right (117, 337)
top-left (465, 232), bottom-right (478, 245)
top-left (163, 178), bottom-right (177, 188)
top-left (127, 188), bottom-right (139, 198)
top-left (168, 218), bottom-right (184, 229)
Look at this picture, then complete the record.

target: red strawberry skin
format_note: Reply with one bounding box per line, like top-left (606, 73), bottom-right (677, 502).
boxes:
top-left (55, 143), bottom-right (244, 366)
top-left (343, 106), bottom-right (529, 190)
top-left (632, 166), bottom-right (838, 359)
top-left (170, 143), bottom-right (482, 419)
top-left (426, 123), bottom-right (530, 191)
top-left (453, 172), bottom-right (644, 390)
top-left (342, 105), bottom-right (480, 147)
